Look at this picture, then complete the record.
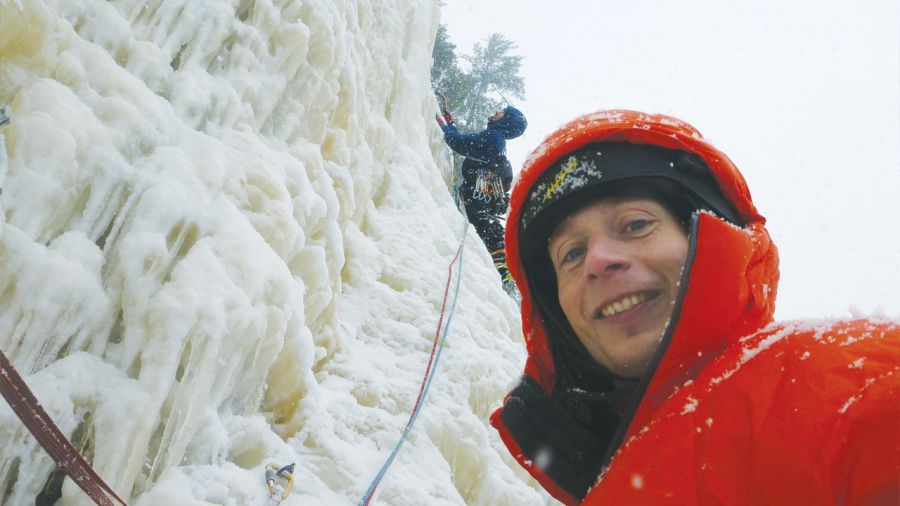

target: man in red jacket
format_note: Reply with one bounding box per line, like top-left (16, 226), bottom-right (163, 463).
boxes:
top-left (490, 110), bottom-right (900, 505)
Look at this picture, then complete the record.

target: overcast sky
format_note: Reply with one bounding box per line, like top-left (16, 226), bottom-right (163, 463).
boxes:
top-left (440, 0), bottom-right (900, 321)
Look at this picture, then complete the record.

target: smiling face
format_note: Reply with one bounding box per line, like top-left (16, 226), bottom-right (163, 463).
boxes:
top-left (548, 197), bottom-right (689, 378)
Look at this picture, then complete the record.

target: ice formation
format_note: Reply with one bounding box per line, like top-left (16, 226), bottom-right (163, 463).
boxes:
top-left (0, 0), bottom-right (548, 504)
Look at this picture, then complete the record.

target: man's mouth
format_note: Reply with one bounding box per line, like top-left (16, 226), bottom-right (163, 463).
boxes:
top-left (595, 292), bottom-right (659, 318)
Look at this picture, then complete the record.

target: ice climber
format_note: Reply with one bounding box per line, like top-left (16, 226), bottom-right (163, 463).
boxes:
top-left (437, 105), bottom-right (527, 287)
top-left (490, 110), bottom-right (900, 505)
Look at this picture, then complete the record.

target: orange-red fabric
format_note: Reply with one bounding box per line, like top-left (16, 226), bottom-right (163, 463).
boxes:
top-left (489, 110), bottom-right (900, 505)
top-left (586, 318), bottom-right (900, 506)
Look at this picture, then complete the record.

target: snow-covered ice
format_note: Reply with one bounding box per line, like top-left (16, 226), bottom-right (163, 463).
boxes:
top-left (0, 0), bottom-right (550, 504)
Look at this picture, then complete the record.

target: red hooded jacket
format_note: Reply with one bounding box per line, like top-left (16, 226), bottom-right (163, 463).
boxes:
top-left (490, 110), bottom-right (900, 505)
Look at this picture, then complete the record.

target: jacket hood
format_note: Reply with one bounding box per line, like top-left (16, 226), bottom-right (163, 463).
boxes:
top-left (491, 112), bottom-right (781, 501)
top-left (490, 105), bottom-right (527, 139)
top-left (491, 110), bottom-right (778, 504)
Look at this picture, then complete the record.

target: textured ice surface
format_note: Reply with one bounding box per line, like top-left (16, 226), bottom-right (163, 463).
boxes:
top-left (0, 0), bottom-right (548, 504)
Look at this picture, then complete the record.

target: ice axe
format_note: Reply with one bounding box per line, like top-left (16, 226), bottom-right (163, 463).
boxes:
top-left (435, 91), bottom-right (454, 125)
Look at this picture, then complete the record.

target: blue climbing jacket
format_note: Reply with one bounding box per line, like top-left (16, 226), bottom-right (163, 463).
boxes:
top-left (441, 105), bottom-right (527, 193)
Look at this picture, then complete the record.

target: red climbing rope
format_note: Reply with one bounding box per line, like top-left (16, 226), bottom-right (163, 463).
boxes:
top-left (405, 234), bottom-right (465, 428)
top-left (359, 207), bottom-right (470, 505)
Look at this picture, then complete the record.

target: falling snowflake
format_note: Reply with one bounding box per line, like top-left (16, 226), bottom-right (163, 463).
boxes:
top-left (630, 473), bottom-right (645, 490)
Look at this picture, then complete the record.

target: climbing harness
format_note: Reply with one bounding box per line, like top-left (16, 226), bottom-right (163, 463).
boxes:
top-left (357, 190), bottom-right (470, 506)
top-left (471, 170), bottom-right (505, 203)
top-left (265, 463), bottom-right (295, 505)
top-left (0, 350), bottom-right (129, 506)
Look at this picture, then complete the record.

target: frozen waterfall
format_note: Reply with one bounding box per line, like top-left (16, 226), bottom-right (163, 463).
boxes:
top-left (0, 0), bottom-right (547, 504)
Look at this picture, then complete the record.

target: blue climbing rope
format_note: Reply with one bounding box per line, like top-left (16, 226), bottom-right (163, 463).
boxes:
top-left (358, 200), bottom-right (469, 505)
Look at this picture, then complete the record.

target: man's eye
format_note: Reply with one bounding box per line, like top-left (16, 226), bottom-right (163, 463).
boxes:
top-left (560, 245), bottom-right (586, 265)
top-left (624, 219), bottom-right (652, 234)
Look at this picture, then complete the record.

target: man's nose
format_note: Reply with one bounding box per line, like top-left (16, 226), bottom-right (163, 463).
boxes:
top-left (585, 238), bottom-right (630, 279)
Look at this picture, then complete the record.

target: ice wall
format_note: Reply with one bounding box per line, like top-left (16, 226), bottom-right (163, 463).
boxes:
top-left (0, 0), bottom-right (548, 504)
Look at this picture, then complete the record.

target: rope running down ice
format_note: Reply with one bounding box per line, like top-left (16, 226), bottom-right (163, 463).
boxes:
top-left (358, 195), bottom-right (470, 506)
